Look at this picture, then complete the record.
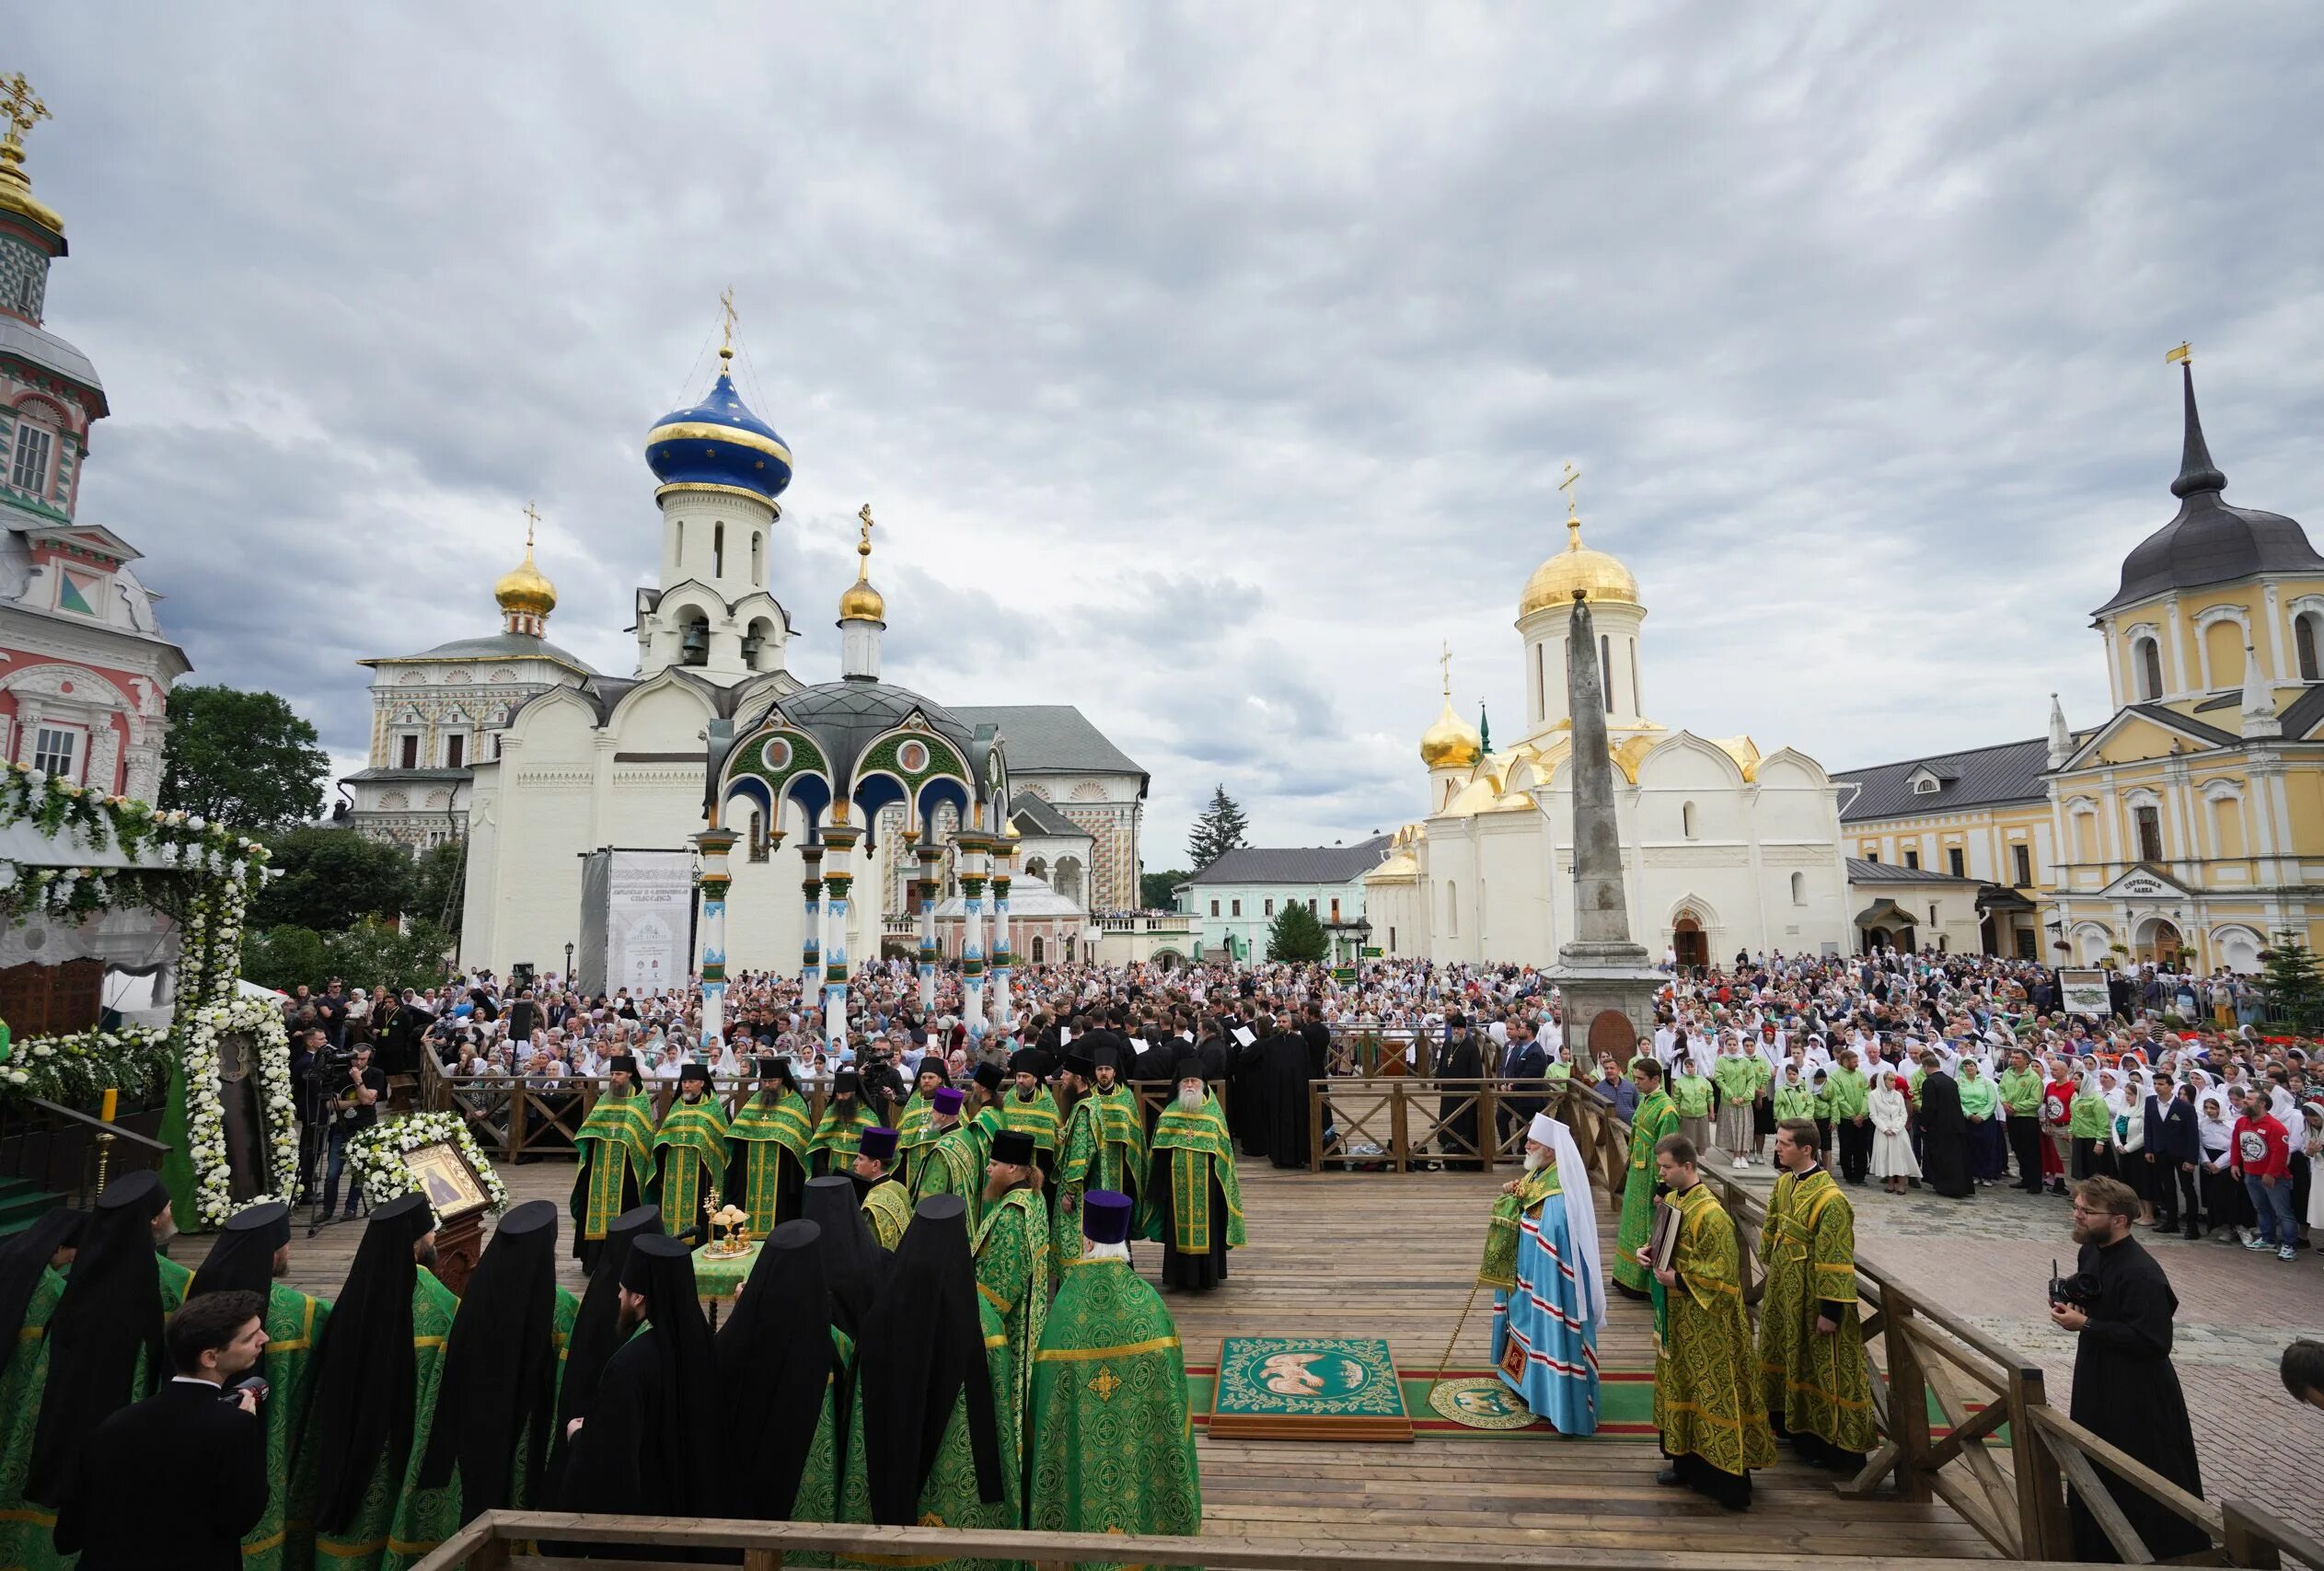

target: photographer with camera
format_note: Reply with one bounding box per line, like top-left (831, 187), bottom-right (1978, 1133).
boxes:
top-left (52, 1289), bottom-right (271, 1569)
top-left (315, 1043), bottom-right (387, 1223)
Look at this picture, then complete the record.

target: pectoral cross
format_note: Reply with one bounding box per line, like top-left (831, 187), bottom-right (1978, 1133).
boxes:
top-left (719, 286), bottom-right (738, 354)
top-left (1438, 640), bottom-right (1452, 698)
top-left (0, 75), bottom-right (49, 144)
top-left (522, 499), bottom-right (541, 547)
top-left (1558, 461), bottom-right (1581, 522)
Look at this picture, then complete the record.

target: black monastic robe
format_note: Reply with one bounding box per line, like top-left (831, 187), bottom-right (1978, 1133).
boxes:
top-left (2064, 1235), bottom-right (2206, 1564)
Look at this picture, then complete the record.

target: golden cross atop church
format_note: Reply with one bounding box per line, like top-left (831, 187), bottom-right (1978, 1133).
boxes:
top-left (1833, 350), bottom-right (2324, 973)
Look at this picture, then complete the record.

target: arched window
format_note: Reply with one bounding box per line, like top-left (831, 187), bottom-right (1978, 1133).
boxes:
top-left (752, 530), bottom-right (764, 584)
top-left (2136, 636), bottom-right (2164, 701)
top-left (1446, 880), bottom-right (1459, 936)
top-left (8, 417), bottom-right (55, 496)
top-left (2297, 613), bottom-right (2320, 683)
top-left (1032, 935), bottom-right (1045, 965)
top-left (1682, 801), bottom-right (1697, 839)
top-left (713, 522), bottom-right (725, 577)
top-left (1789, 871), bottom-right (1805, 906)
top-left (1025, 856), bottom-right (1046, 882)
top-left (678, 611), bottom-right (710, 666)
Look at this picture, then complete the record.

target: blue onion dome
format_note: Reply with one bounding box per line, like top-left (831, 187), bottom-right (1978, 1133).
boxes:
top-left (644, 348), bottom-right (793, 502)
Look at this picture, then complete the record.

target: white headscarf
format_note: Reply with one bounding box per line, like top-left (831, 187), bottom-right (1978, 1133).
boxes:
top-left (1528, 1112), bottom-right (1606, 1331)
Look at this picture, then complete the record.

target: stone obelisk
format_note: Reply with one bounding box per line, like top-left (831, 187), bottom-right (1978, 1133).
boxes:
top-left (1548, 589), bottom-right (1664, 1069)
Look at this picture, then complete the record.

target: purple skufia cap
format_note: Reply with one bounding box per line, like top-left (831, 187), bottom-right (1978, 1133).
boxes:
top-left (931, 1087), bottom-right (965, 1116)
top-left (858, 1126), bottom-right (897, 1162)
top-left (1082, 1189), bottom-right (1133, 1245)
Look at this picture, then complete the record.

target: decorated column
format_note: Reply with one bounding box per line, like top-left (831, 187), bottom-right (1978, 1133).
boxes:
top-left (692, 826), bottom-right (740, 1049)
top-left (989, 833), bottom-right (1015, 1029)
top-left (799, 844), bottom-right (825, 1003)
top-left (820, 804), bottom-right (861, 1053)
top-left (914, 835), bottom-right (943, 1015)
top-left (956, 828), bottom-right (989, 1034)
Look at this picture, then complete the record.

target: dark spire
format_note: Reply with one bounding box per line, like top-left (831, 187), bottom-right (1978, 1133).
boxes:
top-left (2170, 360), bottom-right (2227, 499)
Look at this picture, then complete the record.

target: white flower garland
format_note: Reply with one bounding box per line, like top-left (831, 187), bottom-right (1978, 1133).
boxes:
top-left (342, 1111), bottom-right (511, 1214)
top-left (176, 994), bottom-right (299, 1230)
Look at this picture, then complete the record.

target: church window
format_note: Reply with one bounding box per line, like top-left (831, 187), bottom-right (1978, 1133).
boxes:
top-left (2135, 636), bottom-right (2163, 701)
top-left (1903, 849), bottom-right (1919, 869)
top-left (1789, 872), bottom-right (1805, 906)
top-left (399, 734), bottom-right (420, 769)
top-left (1601, 635), bottom-right (1613, 712)
top-left (9, 421), bottom-right (52, 496)
top-left (747, 809), bottom-right (769, 862)
top-left (2212, 795), bottom-right (2246, 860)
top-left (1947, 847), bottom-right (1964, 877)
top-left (751, 530), bottom-right (763, 583)
top-left (1330, 897), bottom-right (1341, 921)
top-left (1865, 850), bottom-right (1879, 863)
top-left (1630, 642), bottom-right (1642, 717)
top-left (1447, 882), bottom-right (1459, 936)
top-left (1264, 898), bottom-right (1274, 917)
top-left (493, 734), bottom-right (503, 759)
top-left (1681, 800), bottom-right (1697, 839)
top-left (30, 724), bottom-right (80, 782)
top-left (714, 522), bottom-right (725, 577)
top-left (1032, 936), bottom-right (1045, 964)
top-left (2297, 613), bottom-right (2320, 682)
top-left (2013, 843), bottom-right (2032, 885)
top-left (1209, 899), bottom-right (1219, 918)
top-left (1231, 899), bottom-right (1241, 917)
top-left (445, 733), bottom-right (465, 769)
top-left (2134, 804), bottom-right (2164, 862)
top-left (1533, 643), bottom-right (1544, 722)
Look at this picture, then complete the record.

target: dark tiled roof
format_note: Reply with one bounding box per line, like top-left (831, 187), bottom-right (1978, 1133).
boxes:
top-left (2280, 684), bottom-right (2324, 738)
top-left (953, 706), bottom-right (1145, 781)
top-left (341, 767), bottom-right (474, 784)
top-left (1833, 737), bottom-right (2052, 822)
top-left (1008, 791), bottom-right (1090, 839)
top-left (1185, 834), bottom-right (1395, 886)
top-left (2125, 703), bottom-right (2237, 746)
top-left (1844, 857), bottom-right (1984, 887)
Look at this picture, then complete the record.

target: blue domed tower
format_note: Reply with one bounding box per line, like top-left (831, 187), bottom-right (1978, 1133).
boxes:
top-left (636, 327), bottom-right (796, 683)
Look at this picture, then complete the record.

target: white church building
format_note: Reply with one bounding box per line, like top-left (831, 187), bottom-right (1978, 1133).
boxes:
top-left (1365, 496), bottom-right (1856, 968)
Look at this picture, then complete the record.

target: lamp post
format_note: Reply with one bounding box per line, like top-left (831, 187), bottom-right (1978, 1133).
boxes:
top-left (564, 941), bottom-right (574, 985)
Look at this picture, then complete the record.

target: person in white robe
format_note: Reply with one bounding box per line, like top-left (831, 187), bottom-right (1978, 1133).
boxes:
top-left (1479, 1112), bottom-right (1603, 1435)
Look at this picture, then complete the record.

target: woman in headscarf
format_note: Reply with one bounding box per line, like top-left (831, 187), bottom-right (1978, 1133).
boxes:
top-left (2109, 1069), bottom-right (2155, 1225)
top-left (2295, 1100), bottom-right (2323, 1248)
top-left (2194, 1091), bottom-right (2244, 1243)
top-left (1868, 1069), bottom-right (1919, 1196)
top-left (1956, 1056), bottom-right (2004, 1186)
top-left (2070, 1067), bottom-right (2115, 1181)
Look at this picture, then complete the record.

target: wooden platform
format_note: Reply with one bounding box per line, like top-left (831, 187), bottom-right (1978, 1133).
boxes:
top-left (245, 1161), bottom-right (1994, 1563)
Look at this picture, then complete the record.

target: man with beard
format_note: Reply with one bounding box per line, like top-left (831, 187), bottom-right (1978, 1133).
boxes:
top-left (1479, 1113), bottom-right (1602, 1434)
top-left (973, 1129), bottom-right (1049, 1467)
top-left (1143, 1059), bottom-right (1243, 1291)
top-left (1642, 1136), bottom-right (1775, 1511)
top-left (1027, 1191), bottom-right (1199, 1541)
top-left (716, 1219), bottom-right (849, 1529)
top-left (1000, 1049), bottom-right (1061, 1190)
top-left (2051, 1176), bottom-right (2207, 1561)
top-left (187, 1202), bottom-right (330, 1571)
top-left (1916, 1050), bottom-right (1973, 1199)
top-left (1050, 1051), bottom-right (1104, 1288)
top-left (1755, 1121), bottom-right (1871, 1473)
top-left (570, 1054), bottom-right (654, 1269)
top-left (288, 1194), bottom-right (454, 1569)
top-left (839, 1196), bottom-right (1015, 1537)
top-left (726, 1057), bottom-right (814, 1233)
top-left (809, 1069), bottom-right (878, 1174)
top-left (650, 1062), bottom-right (730, 1242)
top-left (548, 1203), bottom-right (657, 1497)
top-left (23, 1172), bottom-right (181, 1517)
top-left (1437, 1016), bottom-right (1486, 1169)
top-left (1087, 1046), bottom-right (1149, 1213)
top-left (965, 1061), bottom-right (1010, 1166)
top-left (1258, 1013), bottom-right (1314, 1170)
top-left (893, 1058), bottom-right (950, 1190)
top-left (557, 1234), bottom-right (717, 1551)
top-left (415, 1202), bottom-right (575, 1548)
top-left (909, 1086), bottom-right (984, 1223)
top-left (850, 1126), bottom-right (913, 1248)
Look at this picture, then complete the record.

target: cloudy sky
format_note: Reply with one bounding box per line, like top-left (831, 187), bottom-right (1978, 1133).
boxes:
top-left (16, 5), bottom-right (2324, 866)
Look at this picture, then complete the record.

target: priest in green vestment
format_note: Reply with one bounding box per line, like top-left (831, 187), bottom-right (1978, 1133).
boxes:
top-left (839, 1195), bottom-right (1015, 1565)
top-left (892, 1058), bottom-right (951, 1190)
top-left (1142, 1058), bottom-right (1245, 1292)
top-left (910, 1087), bottom-right (985, 1225)
top-left (727, 1057), bottom-right (815, 1233)
top-left (0, 1209), bottom-right (83, 1571)
top-left (809, 1069), bottom-right (879, 1174)
top-left (1028, 1190), bottom-right (1199, 1542)
top-left (1640, 1134), bottom-right (1775, 1511)
top-left (850, 1126), bottom-right (914, 1249)
top-left (1612, 1057), bottom-right (1681, 1300)
top-left (570, 1054), bottom-right (656, 1269)
top-left (716, 1219), bottom-right (850, 1547)
top-left (1001, 1049), bottom-right (1062, 1188)
top-left (973, 1129), bottom-right (1049, 1466)
top-left (1087, 1048), bottom-right (1150, 1209)
top-left (189, 1201), bottom-right (330, 1571)
top-left (965, 1061), bottom-right (1009, 1165)
top-left (1050, 1052), bottom-right (1104, 1292)
top-left (288, 1194), bottom-right (460, 1570)
top-left (651, 1063), bottom-right (731, 1243)
top-left (1756, 1119), bottom-right (1873, 1471)
top-left (403, 1200), bottom-right (579, 1565)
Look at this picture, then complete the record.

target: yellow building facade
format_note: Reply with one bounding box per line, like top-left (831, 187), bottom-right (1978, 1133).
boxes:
top-left (1837, 357), bottom-right (2324, 973)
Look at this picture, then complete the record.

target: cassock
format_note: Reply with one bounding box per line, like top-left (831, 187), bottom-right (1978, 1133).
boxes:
top-left (1610, 1088), bottom-right (1678, 1299)
top-left (1438, 1029), bottom-right (1485, 1168)
top-left (52, 1377), bottom-right (267, 1570)
top-left (0, 1210), bottom-right (83, 1570)
top-left (2063, 1235), bottom-right (2207, 1562)
top-left (1258, 1028), bottom-right (1312, 1170)
top-left (802, 1176), bottom-right (887, 1340)
top-left (1917, 1069), bottom-right (1973, 1199)
top-left (1228, 1028), bottom-right (1269, 1158)
top-left (716, 1220), bottom-right (849, 1526)
top-left (1753, 1165), bottom-right (1873, 1468)
top-left (649, 1066), bottom-right (731, 1242)
top-left (1479, 1114), bottom-right (1601, 1434)
top-left (188, 1202), bottom-right (331, 1571)
top-left (568, 1064), bottom-right (654, 1269)
top-left (1027, 1192), bottom-right (1200, 1539)
top-left (1651, 1180), bottom-right (1775, 1510)
top-left (548, 1203), bottom-right (658, 1495)
top-left (1141, 1070), bottom-right (1243, 1291)
top-left (724, 1061), bottom-right (815, 1233)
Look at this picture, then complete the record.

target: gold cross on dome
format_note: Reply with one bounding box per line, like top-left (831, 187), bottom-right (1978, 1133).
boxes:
top-left (522, 499), bottom-right (542, 547)
top-left (719, 286), bottom-right (738, 353)
top-left (0, 74), bottom-right (49, 144)
top-left (1088, 1364), bottom-right (1122, 1403)
top-left (857, 502), bottom-right (875, 550)
top-left (1437, 640), bottom-right (1451, 699)
top-left (1558, 461), bottom-right (1581, 522)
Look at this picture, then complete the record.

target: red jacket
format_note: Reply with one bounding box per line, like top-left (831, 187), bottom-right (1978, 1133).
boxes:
top-left (2231, 1114), bottom-right (2291, 1181)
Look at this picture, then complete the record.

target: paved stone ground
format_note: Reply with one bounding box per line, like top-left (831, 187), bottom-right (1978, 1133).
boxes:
top-left (1708, 1149), bottom-right (2324, 1540)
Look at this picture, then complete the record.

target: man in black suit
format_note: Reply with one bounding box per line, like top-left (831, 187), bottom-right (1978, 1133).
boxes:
top-left (53, 1289), bottom-right (271, 1570)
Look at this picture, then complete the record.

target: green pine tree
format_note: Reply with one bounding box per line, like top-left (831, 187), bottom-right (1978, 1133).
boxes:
top-left (1186, 785), bottom-right (1251, 871)
top-left (2260, 930), bottom-right (2323, 1026)
top-left (1266, 899), bottom-right (1330, 964)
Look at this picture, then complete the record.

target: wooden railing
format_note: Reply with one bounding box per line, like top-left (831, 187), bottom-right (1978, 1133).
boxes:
top-left (1305, 1077), bottom-right (1559, 1172)
top-left (1544, 1079), bottom-right (2324, 1570)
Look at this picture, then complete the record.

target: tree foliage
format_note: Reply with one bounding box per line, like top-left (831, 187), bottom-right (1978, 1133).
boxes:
top-left (242, 918), bottom-right (452, 995)
top-left (412, 838), bottom-right (467, 935)
top-left (250, 826), bottom-right (413, 932)
top-left (2261, 930), bottom-right (2323, 1024)
top-left (1186, 785), bottom-right (1250, 872)
top-left (1266, 898), bottom-right (1330, 964)
top-left (1141, 870), bottom-right (1190, 910)
top-left (157, 685), bottom-right (329, 831)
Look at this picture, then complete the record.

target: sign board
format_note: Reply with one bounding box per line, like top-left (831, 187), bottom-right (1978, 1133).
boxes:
top-left (2056, 967), bottom-right (2111, 1019)
top-left (1332, 966), bottom-right (1357, 983)
top-left (577, 848), bottom-right (695, 997)
top-left (1362, 946), bottom-right (1383, 958)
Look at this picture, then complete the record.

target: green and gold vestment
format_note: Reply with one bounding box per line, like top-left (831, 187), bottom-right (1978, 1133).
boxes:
top-left (838, 1299), bottom-right (1016, 1569)
top-left (1141, 1095), bottom-right (1244, 1255)
top-left (571, 1089), bottom-right (656, 1255)
top-left (861, 1180), bottom-right (913, 1251)
top-left (972, 1187), bottom-right (1049, 1466)
top-left (908, 1125), bottom-right (984, 1230)
top-left (1611, 1088), bottom-right (1678, 1296)
top-left (809, 1101), bottom-right (880, 1175)
top-left (727, 1090), bottom-right (814, 1233)
top-left (1651, 1183), bottom-right (1775, 1479)
top-left (650, 1095), bottom-right (732, 1240)
top-left (239, 1282), bottom-right (331, 1571)
top-left (1755, 1167), bottom-right (1873, 1455)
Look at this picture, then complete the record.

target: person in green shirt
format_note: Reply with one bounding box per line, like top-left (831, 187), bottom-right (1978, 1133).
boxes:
top-left (1956, 1057), bottom-right (2000, 1186)
top-left (1825, 1048), bottom-right (1871, 1185)
top-left (1670, 1057), bottom-right (1716, 1160)
top-left (1748, 1038), bottom-right (1777, 1165)
top-left (1773, 1063), bottom-right (1818, 1126)
top-left (1712, 1038), bottom-right (1758, 1167)
top-left (1809, 1069), bottom-right (1834, 1158)
top-left (2069, 1067), bottom-right (2114, 1179)
top-left (1996, 1047), bottom-right (2046, 1194)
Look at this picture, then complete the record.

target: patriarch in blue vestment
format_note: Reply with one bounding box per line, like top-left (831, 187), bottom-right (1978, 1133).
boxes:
top-left (1478, 1110), bottom-right (1604, 1434)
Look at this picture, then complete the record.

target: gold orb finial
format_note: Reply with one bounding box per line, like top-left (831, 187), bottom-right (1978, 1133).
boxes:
top-left (1420, 642), bottom-right (1482, 768)
top-left (493, 502), bottom-right (558, 617)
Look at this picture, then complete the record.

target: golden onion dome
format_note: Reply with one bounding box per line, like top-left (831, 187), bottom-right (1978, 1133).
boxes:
top-left (1520, 517), bottom-right (1639, 616)
top-left (493, 535), bottom-right (557, 616)
top-left (1419, 697), bottom-right (1484, 768)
